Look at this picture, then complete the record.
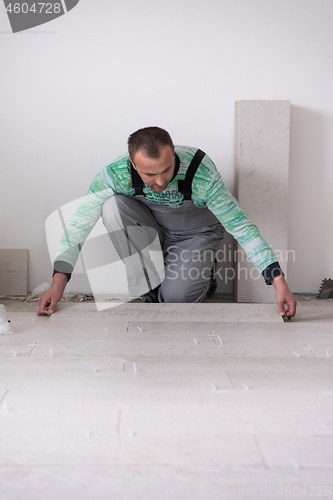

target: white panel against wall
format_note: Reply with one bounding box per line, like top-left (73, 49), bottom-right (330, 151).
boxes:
top-left (0, 249), bottom-right (28, 295)
top-left (234, 100), bottom-right (290, 303)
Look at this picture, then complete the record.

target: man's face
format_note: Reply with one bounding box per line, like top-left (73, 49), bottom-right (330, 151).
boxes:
top-left (130, 145), bottom-right (175, 193)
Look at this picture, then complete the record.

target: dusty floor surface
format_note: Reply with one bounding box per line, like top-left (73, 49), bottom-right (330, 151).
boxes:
top-left (0, 295), bottom-right (332, 499)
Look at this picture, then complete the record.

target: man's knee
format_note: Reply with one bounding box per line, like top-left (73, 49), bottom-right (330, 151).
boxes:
top-left (102, 195), bottom-right (145, 233)
top-left (160, 278), bottom-right (207, 303)
top-left (160, 281), bottom-right (187, 303)
top-left (102, 194), bottom-right (128, 222)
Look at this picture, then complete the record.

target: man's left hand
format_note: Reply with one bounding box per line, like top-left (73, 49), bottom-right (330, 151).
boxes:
top-left (271, 275), bottom-right (297, 319)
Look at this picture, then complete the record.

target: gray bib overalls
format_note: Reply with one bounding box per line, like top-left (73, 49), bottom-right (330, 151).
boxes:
top-left (102, 150), bottom-right (225, 303)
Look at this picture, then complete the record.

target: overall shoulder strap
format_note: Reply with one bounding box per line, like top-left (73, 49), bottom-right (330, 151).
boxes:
top-left (130, 162), bottom-right (144, 196)
top-left (178, 149), bottom-right (206, 200)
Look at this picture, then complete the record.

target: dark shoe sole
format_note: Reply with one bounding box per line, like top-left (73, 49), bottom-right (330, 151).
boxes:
top-left (206, 278), bottom-right (217, 297)
top-left (126, 286), bottom-right (160, 303)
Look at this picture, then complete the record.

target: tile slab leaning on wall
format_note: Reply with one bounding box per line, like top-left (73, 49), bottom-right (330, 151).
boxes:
top-left (234, 100), bottom-right (290, 303)
top-left (0, 249), bottom-right (28, 296)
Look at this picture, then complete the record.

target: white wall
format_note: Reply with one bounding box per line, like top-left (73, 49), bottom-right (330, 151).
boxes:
top-left (1, 0), bottom-right (332, 294)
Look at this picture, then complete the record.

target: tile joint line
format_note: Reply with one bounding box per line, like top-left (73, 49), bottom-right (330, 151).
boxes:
top-left (0, 389), bottom-right (9, 406)
top-left (117, 409), bottom-right (121, 435)
top-left (253, 435), bottom-right (269, 469)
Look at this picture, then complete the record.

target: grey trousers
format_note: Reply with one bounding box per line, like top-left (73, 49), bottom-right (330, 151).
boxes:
top-left (101, 195), bottom-right (225, 303)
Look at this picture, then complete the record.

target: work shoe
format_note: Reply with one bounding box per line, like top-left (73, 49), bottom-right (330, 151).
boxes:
top-left (206, 276), bottom-right (217, 297)
top-left (206, 260), bottom-right (217, 297)
top-left (126, 286), bottom-right (160, 303)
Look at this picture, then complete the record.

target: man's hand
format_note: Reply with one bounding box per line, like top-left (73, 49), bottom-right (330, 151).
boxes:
top-left (271, 275), bottom-right (297, 319)
top-left (37, 274), bottom-right (67, 315)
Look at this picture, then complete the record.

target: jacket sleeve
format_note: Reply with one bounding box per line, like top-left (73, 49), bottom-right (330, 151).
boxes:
top-left (53, 168), bottom-right (117, 280)
top-left (205, 171), bottom-right (284, 283)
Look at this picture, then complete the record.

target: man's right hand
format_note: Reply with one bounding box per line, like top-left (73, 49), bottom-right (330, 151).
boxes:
top-left (37, 274), bottom-right (68, 315)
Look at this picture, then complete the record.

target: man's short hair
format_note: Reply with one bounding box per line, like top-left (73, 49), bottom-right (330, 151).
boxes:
top-left (128, 126), bottom-right (174, 160)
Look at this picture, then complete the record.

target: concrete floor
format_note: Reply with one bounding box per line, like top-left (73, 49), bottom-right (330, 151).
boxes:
top-left (0, 295), bottom-right (333, 499)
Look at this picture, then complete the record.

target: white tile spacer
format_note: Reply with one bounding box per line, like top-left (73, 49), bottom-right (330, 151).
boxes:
top-left (50, 348), bottom-right (53, 357)
top-left (211, 389), bottom-right (231, 394)
top-left (192, 338), bottom-right (198, 344)
top-left (208, 331), bottom-right (217, 337)
top-left (137, 326), bottom-right (142, 332)
top-left (123, 321), bottom-right (133, 332)
top-left (31, 317), bottom-right (36, 321)
top-left (217, 335), bottom-right (223, 344)
top-left (104, 327), bottom-right (109, 332)
top-left (326, 350), bottom-right (330, 357)
top-left (210, 382), bottom-right (216, 391)
top-left (123, 427), bottom-right (135, 438)
top-left (241, 383), bottom-right (250, 391)
top-left (10, 349), bottom-right (17, 356)
top-left (292, 351), bottom-right (300, 357)
top-left (208, 331), bottom-right (218, 343)
top-left (90, 365), bottom-right (98, 373)
top-left (133, 362), bottom-right (137, 372)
